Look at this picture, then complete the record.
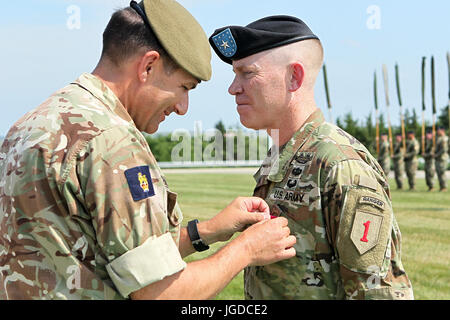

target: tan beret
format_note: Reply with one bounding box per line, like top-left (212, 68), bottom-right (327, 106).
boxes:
top-left (143, 0), bottom-right (212, 81)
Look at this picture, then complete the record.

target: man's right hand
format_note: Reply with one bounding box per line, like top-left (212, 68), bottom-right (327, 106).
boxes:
top-left (238, 216), bottom-right (296, 266)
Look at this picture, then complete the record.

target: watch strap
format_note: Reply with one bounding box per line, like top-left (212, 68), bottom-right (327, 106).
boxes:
top-left (187, 219), bottom-right (210, 252)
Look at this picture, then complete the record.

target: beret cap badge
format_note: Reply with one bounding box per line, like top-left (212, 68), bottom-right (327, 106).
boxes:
top-left (209, 15), bottom-right (319, 65)
top-left (212, 28), bottom-right (237, 58)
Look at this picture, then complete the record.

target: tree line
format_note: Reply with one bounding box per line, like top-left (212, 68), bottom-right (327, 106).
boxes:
top-left (145, 106), bottom-right (449, 163)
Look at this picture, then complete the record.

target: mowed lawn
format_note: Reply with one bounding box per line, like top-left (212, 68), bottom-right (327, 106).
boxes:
top-left (164, 170), bottom-right (450, 300)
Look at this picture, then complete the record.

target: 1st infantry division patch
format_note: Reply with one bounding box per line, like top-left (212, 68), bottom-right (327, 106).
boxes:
top-left (350, 210), bottom-right (383, 255)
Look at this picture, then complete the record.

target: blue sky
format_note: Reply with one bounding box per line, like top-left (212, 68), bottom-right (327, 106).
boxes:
top-left (1, 0), bottom-right (449, 137)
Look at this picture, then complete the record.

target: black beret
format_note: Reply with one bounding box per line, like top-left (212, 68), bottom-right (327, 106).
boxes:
top-left (209, 15), bottom-right (319, 64)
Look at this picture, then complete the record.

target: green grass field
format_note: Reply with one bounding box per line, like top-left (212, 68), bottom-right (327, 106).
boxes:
top-left (164, 171), bottom-right (450, 300)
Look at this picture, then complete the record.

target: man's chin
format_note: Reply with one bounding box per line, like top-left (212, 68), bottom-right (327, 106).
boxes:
top-left (239, 117), bottom-right (262, 131)
top-left (140, 123), bottom-right (159, 135)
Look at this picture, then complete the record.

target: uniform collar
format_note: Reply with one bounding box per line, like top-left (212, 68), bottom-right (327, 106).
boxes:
top-left (255, 108), bottom-right (325, 183)
top-left (71, 73), bottom-right (134, 124)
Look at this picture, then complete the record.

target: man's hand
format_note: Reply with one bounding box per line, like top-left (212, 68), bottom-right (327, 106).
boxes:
top-left (238, 216), bottom-right (297, 266)
top-left (202, 197), bottom-right (270, 244)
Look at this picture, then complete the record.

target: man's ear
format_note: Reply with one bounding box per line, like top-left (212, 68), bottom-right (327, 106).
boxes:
top-left (137, 51), bottom-right (160, 83)
top-left (288, 62), bottom-right (305, 92)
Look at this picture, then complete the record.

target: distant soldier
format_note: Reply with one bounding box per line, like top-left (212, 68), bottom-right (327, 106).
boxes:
top-left (404, 131), bottom-right (420, 191)
top-left (378, 133), bottom-right (391, 177)
top-left (435, 127), bottom-right (449, 192)
top-left (392, 134), bottom-right (405, 190)
top-left (423, 129), bottom-right (435, 191)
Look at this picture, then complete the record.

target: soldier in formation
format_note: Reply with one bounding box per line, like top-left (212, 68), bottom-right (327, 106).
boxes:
top-left (378, 133), bottom-right (391, 177)
top-left (423, 128), bottom-right (436, 191)
top-left (435, 126), bottom-right (448, 192)
top-left (392, 134), bottom-right (405, 190)
top-left (404, 131), bottom-right (420, 191)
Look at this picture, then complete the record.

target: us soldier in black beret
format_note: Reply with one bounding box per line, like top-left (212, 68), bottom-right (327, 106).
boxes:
top-left (210, 16), bottom-right (413, 300)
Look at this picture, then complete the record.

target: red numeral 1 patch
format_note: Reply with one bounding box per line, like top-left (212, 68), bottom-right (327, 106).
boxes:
top-left (360, 220), bottom-right (371, 242)
top-left (350, 211), bottom-right (383, 255)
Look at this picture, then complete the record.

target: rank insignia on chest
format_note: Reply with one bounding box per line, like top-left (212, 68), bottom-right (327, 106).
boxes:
top-left (125, 166), bottom-right (155, 201)
top-left (294, 152), bottom-right (314, 165)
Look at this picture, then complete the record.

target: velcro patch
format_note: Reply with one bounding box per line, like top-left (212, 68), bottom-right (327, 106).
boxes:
top-left (124, 166), bottom-right (155, 201)
top-left (269, 188), bottom-right (309, 205)
top-left (350, 210), bottom-right (383, 255)
top-left (336, 186), bottom-right (393, 274)
top-left (359, 196), bottom-right (385, 210)
top-left (354, 174), bottom-right (378, 191)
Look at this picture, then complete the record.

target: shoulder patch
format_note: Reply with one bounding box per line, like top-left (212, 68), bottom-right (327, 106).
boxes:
top-left (350, 210), bottom-right (384, 255)
top-left (124, 166), bottom-right (155, 201)
top-left (336, 186), bottom-right (393, 274)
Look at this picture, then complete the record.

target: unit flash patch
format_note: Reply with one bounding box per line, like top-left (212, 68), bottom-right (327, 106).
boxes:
top-left (124, 165), bottom-right (155, 201)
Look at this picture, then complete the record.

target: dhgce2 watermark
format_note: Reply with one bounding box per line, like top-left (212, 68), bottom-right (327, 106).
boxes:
top-left (179, 303), bottom-right (269, 319)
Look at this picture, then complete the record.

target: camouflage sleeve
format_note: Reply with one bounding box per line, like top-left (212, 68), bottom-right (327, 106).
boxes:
top-left (414, 141), bottom-right (420, 156)
top-left (404, 146), bottom-right (414, 160)
top-left (435, 138), bottom-right (448, 158)
top-left (64, 126), bottom-right (186, 298)
top-left (323, 160), bottom-right (414, 300)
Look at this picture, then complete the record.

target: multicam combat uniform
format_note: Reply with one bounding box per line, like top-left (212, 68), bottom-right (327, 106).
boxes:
top-left (435, 133), bottom-right (449, 190)
top-left (392, 140), bottom-right (405, 190)
top-left (423, 137), bottom-right (435, 190)
top-left (377, 139), bottom-right (391, 177)
top-left (0, 73), bottom-right (185, 299)
top-left (404, 137), bottom-right (420, 190)
top-left (244, 109), bottom-right (413, 300)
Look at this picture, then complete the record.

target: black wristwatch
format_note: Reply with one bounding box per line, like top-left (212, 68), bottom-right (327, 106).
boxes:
top-left (187, 219), bottom-right (210, 252)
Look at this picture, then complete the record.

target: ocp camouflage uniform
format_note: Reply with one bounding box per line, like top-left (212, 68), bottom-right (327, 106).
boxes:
top-left (244, 109), bottom-right (413, 300)
top-left (377, 140), bottom-right (391, 177)
top-left (404, 137), bottom-right (420, 190)
top-left (423, 137), bottom-right (435, 190)
top-left (392, 140), bottom-right (405, 189)
top-left (0, 73), bottom-right (185, 300)
top-left (435, 134), bottom-right (449, 190)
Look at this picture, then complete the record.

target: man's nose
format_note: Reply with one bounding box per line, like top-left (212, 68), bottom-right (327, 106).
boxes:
top-left (174, 94), bottom-right (189, 115)
top-left (228, 77), bottom-right (243, 96)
